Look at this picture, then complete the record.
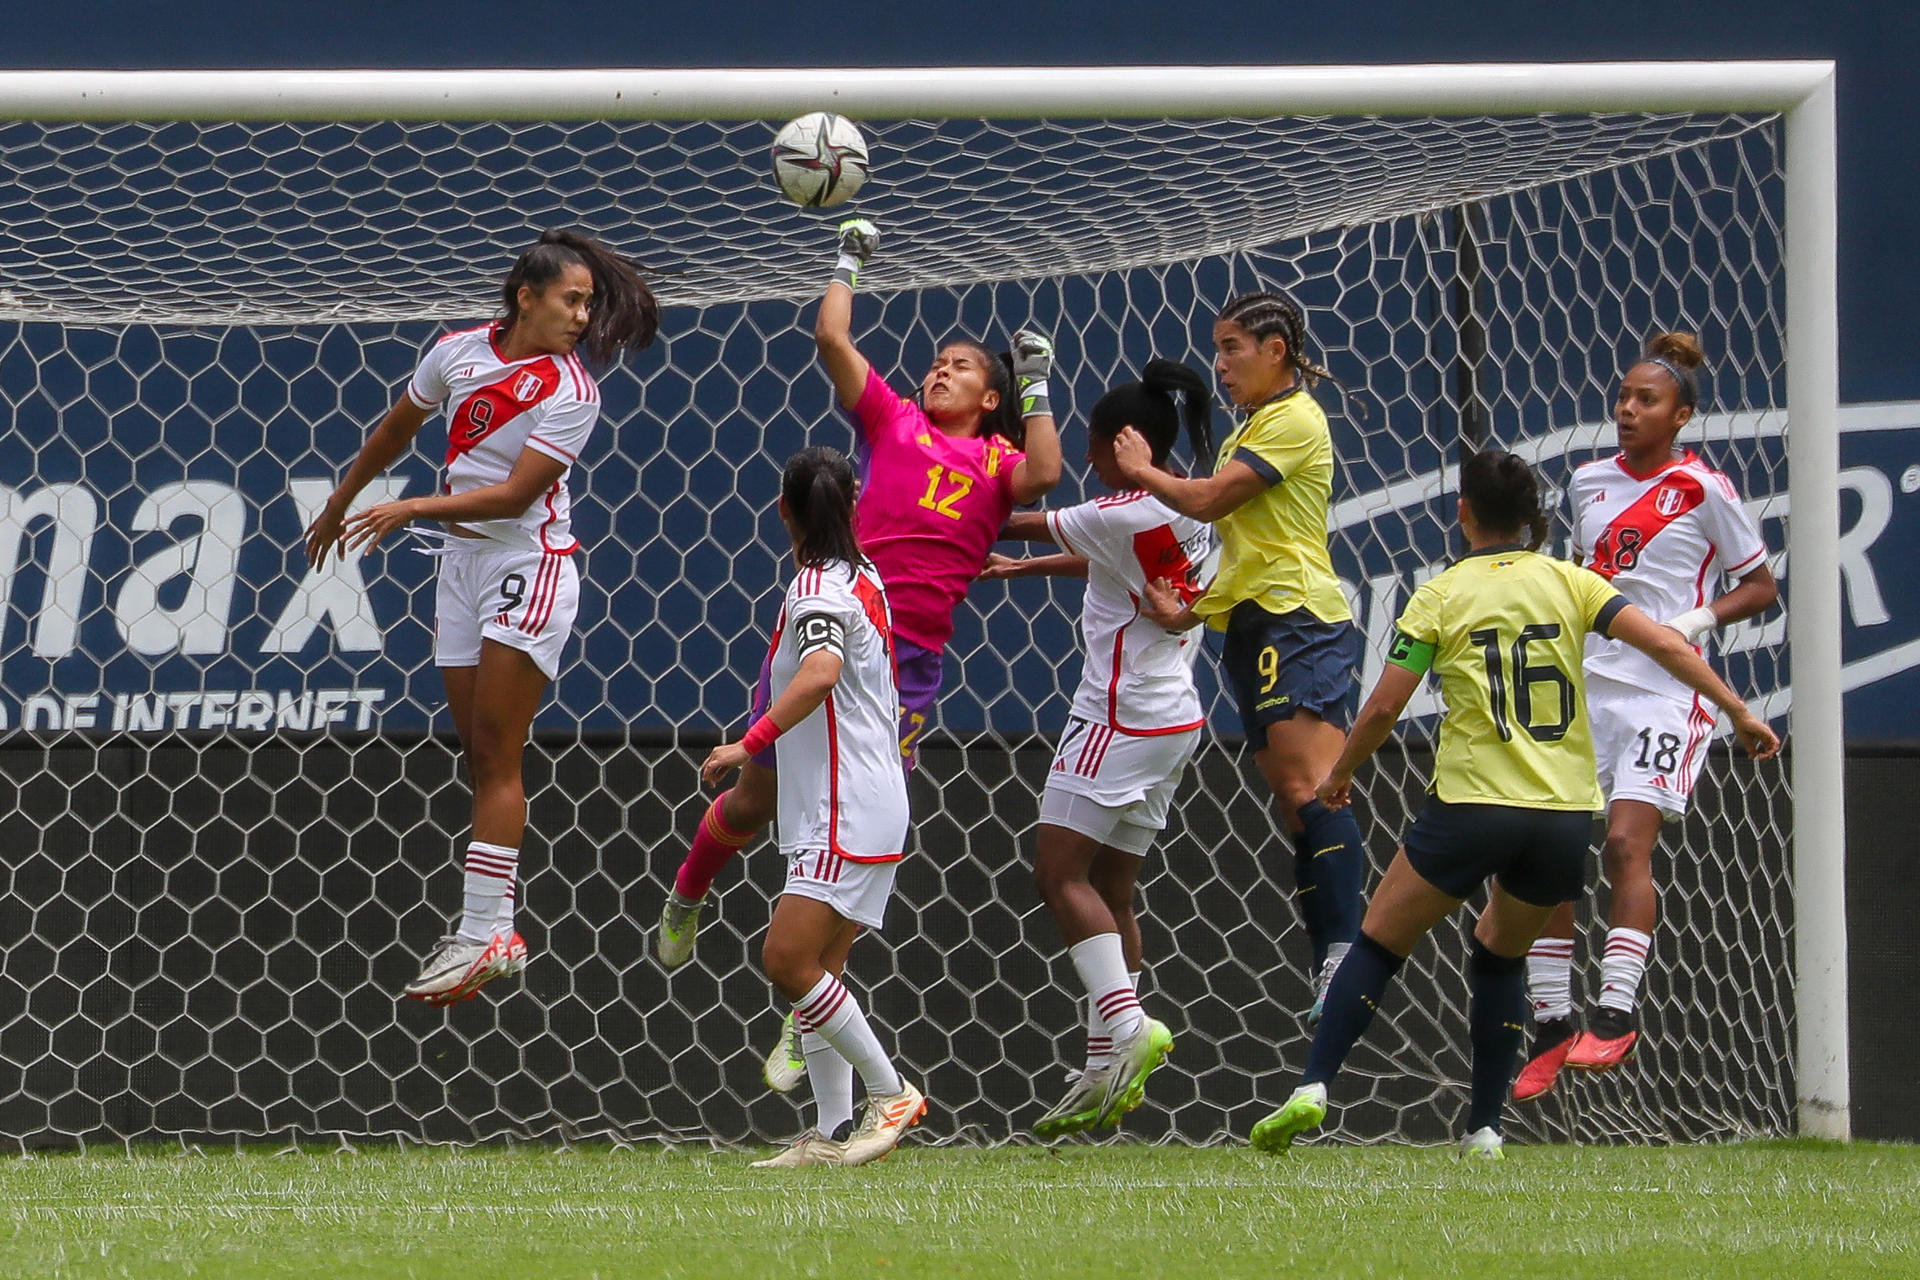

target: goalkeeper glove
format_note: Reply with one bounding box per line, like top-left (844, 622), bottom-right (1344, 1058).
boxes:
top-left (1011, 327), bottom-right (1054, 419)
top-left (1663, 605), bottom-right (1719, 645)
top-left (834, 218), bottom-right (880, 290)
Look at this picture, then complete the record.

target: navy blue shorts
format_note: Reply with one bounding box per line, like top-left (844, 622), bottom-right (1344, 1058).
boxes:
top-left (1402, 798), bottom-right (1594, 907)
top-left (1219, 601), bottom-right (1362, 740)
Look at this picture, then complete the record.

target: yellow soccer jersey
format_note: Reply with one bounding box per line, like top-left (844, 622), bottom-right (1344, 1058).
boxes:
top-left (1389, 546), bottom-right (1626, 811)
top-left (1194, 386), bottom-right (1352, 629)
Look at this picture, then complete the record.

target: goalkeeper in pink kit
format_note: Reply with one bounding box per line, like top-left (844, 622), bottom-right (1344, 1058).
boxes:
top-left (659, 218), bottom-right (1063, 1089)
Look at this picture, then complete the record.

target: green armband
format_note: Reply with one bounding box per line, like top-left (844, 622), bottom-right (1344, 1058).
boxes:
top-left (1386, 630), bottom-right (1436, 674)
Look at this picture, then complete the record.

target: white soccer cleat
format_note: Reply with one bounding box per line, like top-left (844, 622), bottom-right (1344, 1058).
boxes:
top-left (656, 892), bottom-right (706, 969)
top-left (750, 1129), bottom-right (846, 1169)
top-left (1458, 1127), bottom-right (1506, 1161)
top-left (763, 1012), bottom-right (807, 1094)
top-left (403, 935), bottom-right (490, 1003)
top-left (838, 1080), bottom-right (927, 1167)
top-left (404, 932), bottom-right (526, 1006)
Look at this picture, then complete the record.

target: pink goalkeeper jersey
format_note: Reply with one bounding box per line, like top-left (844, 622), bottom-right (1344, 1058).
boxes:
top-left (849, 367), bottom-right (1026, 652)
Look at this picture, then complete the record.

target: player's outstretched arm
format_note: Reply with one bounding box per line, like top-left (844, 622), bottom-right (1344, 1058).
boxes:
top-left (1317, 663), bottom-right (1422, 809)
top-left (1112, 426), bottom-right (1265, 522)
top-left (979, 552), bottom-right (1088, 580)
top-left (702, 649), bottom-right (844, 785)
top-left (1007, 329), bottom-right (1062, 504)
top-left (304, 395), bottom-right (433, 569)
top-left (1607, 603), bottom-right (1779, 758)
top-left (815, 218), bottom-right (878, 410)
top-left (999, 512), bottom-right (1057, 542)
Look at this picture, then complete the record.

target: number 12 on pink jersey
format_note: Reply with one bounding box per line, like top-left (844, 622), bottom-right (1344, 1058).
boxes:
top-left (918, 464), bottom-right (975, 519)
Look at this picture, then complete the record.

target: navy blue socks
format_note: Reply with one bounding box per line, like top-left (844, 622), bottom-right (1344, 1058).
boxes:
top-left (1302, 931), bottom-right (1404, 1087)
top-left (1467, 938), bottom-right (1527, 1134)
top-left (1293, 798), bottom-right (1365, 969)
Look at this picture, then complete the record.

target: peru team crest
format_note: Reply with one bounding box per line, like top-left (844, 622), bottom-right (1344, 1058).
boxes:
top-left (512, 370), bottom-right (544, 402)
top-left (1654, 485), bottom-right (1686, 516)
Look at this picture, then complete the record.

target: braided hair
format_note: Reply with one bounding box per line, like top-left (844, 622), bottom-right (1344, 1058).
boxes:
top-left (1216, 291), bottom-right (1344, 394)
top-left (1087, 359), bottom-right (1216, 469)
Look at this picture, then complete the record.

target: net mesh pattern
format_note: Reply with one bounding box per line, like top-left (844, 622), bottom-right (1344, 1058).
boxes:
top-left (0, 110), bottom-right (1790, 1149)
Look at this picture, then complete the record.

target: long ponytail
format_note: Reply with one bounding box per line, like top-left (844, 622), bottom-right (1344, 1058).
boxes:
top-left (781, 446), bottom-right (861, 569)
top-left (1087, 359), bottom-right (1216, 469)
top-left (501, 228), bottom-right (660, 363)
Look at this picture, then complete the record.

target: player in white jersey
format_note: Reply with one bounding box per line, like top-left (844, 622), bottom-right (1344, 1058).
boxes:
top-left (981, 360), bottom-right (1216, 1137)
top-left (702, 447), bottom-right (924, 1168)
top-left (304, 230), bottom-right (659, 1007)
top-left (1515, 331), bottom-right (1779, 1101)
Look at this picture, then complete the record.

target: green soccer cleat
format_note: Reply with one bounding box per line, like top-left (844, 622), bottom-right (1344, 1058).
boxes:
top-left (1097, 1017), bottom-right (1173, 1126)
top-left (1249, 1082), bottom-right (1328, 1153)
top-left (1033, 1067), bottom-right (1114, 1141)
top-left (656, 892), bottom-right (706, 969)
top-left (763, 1012), bottom-right (807, 1094)
top-left (1457, 1127), bottom-right (1506, 1160)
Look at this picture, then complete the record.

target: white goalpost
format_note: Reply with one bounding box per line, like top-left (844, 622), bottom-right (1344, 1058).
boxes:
top-left (0, 63), bottom-right (1843, 1145)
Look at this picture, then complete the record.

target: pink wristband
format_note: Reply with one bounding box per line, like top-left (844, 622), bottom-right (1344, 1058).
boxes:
top-left (740, 716), bottom-right (781, 756)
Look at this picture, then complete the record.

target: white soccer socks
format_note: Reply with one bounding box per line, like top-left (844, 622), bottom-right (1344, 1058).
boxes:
top-left (1526, 936), bottom-right (1576, 1023)
top-left (460, 841), bottom-right (518, 944)
top-left (1596, 927), bottom-right (1653, 1014)
top-left (1070, 934), bottom-right (1144, 1044)
top-left (802, 1029), bottom-right (856, 1138)
top-left (792, 973), bottom-right (903, 1099)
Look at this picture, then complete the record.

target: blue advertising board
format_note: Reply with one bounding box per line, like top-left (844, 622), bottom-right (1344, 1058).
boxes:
top-left (0, 310), bottom-right (1913, 743)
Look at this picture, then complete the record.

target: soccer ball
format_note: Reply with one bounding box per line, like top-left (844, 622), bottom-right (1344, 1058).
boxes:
top-left (770, 112), bottom-right (870, 209)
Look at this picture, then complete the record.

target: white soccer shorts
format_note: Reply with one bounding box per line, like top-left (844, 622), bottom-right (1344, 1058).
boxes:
top-left (433, 542), bottom-right (581, 681)
top-left (1588, 676), bottom-right (1717, 819)
top-left (783, 848), bottom-right (901, 930)
top-left (1039, 717), bottom-right (1200, 853)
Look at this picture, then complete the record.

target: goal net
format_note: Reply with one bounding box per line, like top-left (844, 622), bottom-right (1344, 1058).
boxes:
top-left (0, 73), bottom-right (1811, 1148)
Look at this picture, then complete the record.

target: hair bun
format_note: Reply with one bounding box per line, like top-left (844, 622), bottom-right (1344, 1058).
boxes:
top-left (1645, 330), bottom-right (1705, 371)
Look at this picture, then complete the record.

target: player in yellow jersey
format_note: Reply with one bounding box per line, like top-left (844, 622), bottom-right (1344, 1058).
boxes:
top-left (1247, 450), bottom-right (1778, 1159)
top-left (1115, 291), bottom-right (1365, 1024)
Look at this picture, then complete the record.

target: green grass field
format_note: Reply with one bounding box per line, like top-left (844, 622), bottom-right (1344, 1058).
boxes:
top-left (2, 1140), bottom-right (1914, 1279)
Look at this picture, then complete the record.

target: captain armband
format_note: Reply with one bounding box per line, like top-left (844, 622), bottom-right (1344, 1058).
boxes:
top-left (1385, 630), bottom-right (1436, 675)
top-left (794, 613), bottom-right (847, 661)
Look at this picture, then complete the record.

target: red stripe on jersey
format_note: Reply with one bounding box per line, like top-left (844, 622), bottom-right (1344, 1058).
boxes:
top-left (1588, 470), bottom-right (1707, 580)
top-left (538, 481), bottom-right (579, 554)
top-left (1094, 490), bottom-right (1153, 508)
top-left (436, 322), bottom-right (492, 347)
top-left (853, 568), bottom-right (897, 685)
top-left (567, 353), bottom-right (599, 404)
top-left (444, 357), bottom-right (563, 467)
top-left (1130, 522), bottom-right (1202, 606)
